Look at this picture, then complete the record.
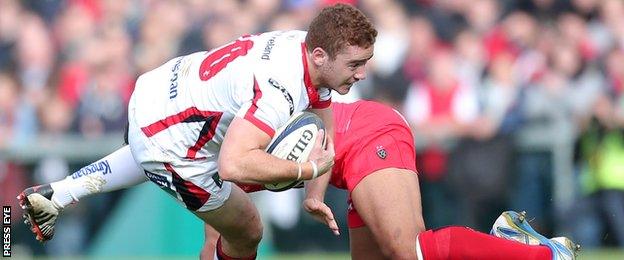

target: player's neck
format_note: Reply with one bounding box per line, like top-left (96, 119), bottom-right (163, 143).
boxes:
top-left (305, 51), bottom-right (323, 89)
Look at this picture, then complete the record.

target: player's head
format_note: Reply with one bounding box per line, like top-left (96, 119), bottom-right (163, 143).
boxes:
top-left (305, 3), bottom-right (377, 94)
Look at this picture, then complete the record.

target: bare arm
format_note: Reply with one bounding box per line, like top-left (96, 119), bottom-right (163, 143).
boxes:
top-left (306, 106), bottom-right (335, 200)
top-left (309, 107), bottom-right (336, 174)
top-left (218, 117), bottom-right (332, 184)
top-left (305, 107), bottom-right (339, 235)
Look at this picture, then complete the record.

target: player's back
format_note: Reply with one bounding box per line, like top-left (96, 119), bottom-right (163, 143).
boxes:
top-left (332, 100), bottom-right (410, 134)
top-left (128, 30), bottom-right (327, 161)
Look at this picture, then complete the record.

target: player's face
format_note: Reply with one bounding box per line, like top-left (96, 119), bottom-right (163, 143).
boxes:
top-left (321, 45), bottom-right (374, 95)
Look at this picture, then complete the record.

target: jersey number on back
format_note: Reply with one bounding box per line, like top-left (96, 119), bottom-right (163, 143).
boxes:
top-left (199, 37), bottom-right (254, 81)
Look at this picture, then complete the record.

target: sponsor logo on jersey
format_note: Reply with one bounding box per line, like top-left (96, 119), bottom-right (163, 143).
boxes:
top-left (268, 78), bottom-right (294, 115)
top-left (169, 57), bottom-right (183, 99)
top-left (376, 145), bottom-right (387, 159)
top-left (261, 32), bottom-right (283, 60)
top-left (71, 160), bottom-right (111, 179)
top-left (144, 170), bottom-right (171, 189)
top-left (212, 173), bottom-right (223, 188)
top-left (286, 129), bottom-right (314, 161)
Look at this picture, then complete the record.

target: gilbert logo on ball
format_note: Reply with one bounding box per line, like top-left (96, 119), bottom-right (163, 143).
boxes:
top-left (264, 112), bottom-right (325, 192)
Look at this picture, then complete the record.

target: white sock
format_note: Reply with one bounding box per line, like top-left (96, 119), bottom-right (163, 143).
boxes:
top-left (49, 146), bottom-right (147, 208)
top-left (416, 234), bottom-right (423, 260)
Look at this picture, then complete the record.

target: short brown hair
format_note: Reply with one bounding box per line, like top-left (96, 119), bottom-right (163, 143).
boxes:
top-left (306, 4), bottom-right (377, 59)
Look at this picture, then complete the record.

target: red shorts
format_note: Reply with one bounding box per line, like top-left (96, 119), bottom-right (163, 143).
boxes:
top-left (343, 128), bottom-right (418, 228)
top-left (330, 102), bottom-right (418, 228)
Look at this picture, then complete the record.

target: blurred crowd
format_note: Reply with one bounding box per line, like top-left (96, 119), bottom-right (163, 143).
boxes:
top-left (1, 0), bottom-right (624, 256)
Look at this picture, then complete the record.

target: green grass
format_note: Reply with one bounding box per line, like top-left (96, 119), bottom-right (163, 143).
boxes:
top-left (23, 249), bottom-right (624, 260)
top-left (578, 249), bottom-right (624, 260)
top-left (271, 249), bottom-right (624, 260)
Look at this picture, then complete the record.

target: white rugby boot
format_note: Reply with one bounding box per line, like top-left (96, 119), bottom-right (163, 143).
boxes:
top-left (17, 184), bottom-right (63, 242)
top-left (490, 211), bottom-right (580, 260)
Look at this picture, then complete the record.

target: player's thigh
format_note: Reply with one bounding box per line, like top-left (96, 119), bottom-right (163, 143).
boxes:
top-left (351, 168), bottom-right (424, 246)
top-left (194, 185), bottom-right (263, 243)
top-left (349, 226), bottom-right (385, 259)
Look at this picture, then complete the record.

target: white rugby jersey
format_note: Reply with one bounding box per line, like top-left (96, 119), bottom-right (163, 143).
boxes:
top-left (128, 30), bottom-right (332, 160)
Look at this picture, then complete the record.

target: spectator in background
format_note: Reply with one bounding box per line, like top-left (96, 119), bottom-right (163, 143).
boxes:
top-left (0, 73), bottom-right (38, 148)
top-left (15, 11), bottom-right (54, 116)
top-left (449, 51), bottom-right (524, 232)
top-left (513, 41), bottom-right (590, 235)
top-left (363, 0), bottom-right (411, 108)
top-left (134, 0), bottom-right (188, 74)
top-left (73, 24), bottom-right (134, 138)
top-left (454, 29), bottom-right (486, 94)
top-left (0, 0), bottom-right (22, 70)
top-left (574, 47), bottom-right (624, 248)
top-left (403, 47), bottom-right (479, 228)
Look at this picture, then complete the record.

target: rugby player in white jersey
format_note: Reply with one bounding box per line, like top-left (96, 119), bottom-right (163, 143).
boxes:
top-left (18, 4), bottom-right (377, 259)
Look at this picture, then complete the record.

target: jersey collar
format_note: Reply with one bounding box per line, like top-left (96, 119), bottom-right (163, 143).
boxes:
top-left (301, 42), bottom-right (320, 105)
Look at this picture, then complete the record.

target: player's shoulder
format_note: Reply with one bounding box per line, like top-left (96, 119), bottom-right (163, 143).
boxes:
top-left (335, 100), bottom-right (407, 122)
top-left (333, 100), bottom-right (392, 113)
top-left (252, 30), bottom-right (308, 93)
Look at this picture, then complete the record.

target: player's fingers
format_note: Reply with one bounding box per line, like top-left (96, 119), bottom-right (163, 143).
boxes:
top-left (322, 132), bottom-right (332, 149)
top-left (316, 129), bottom-right (325, 148)
top-left (328, 219), bottom-right (340, 236)
top-left (318, 203), bottom-right (334, 220)
top-left (325, 136), bottom-right (335, 153)
top-left (317, 204), bottom-right (340, 236)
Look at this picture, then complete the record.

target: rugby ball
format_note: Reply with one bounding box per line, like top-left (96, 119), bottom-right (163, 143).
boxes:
top-left (264, 112), bottom-right (325, 191)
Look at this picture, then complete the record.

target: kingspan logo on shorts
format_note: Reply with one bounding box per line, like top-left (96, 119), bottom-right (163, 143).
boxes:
top-left (268, 78), bottom-right (294, 115)
top-left (144, 170), bottom-right (171, 189)
top-left (71, 160), bottom-right (112, 179)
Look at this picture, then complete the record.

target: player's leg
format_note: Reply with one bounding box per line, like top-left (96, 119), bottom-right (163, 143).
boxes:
top-left (194, 185), bottom-right (263, 259)
top-left (18, 145), bottom-right (147, 242)
top-left (418, 226), bottom-right (555, 260)
top-left (349, 168), bottom-right (424, 259)
top-left (349, 225), bottom-right (385, 259)
top-left (417, 210), bottom-right (579, 260)
top-left (200, 224), bottom-right (219, 260)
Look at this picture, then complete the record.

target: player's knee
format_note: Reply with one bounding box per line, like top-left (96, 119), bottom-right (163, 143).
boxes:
top-left (379, 243), bottom-right (416, 260)
top-left (247, 222), bottom-right (264, 246)
top-left (235, 220), bottom-right (264, 248)
top-left (376, 232), bottom-right (418, 260)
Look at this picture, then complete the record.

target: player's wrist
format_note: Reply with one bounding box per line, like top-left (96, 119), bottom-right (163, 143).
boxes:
top-left (310, 160), bottom-right (319, 179)
top-left (299, 160), bottom-right (317, 180)
top-left (296, 163), bottom-right (303, 181)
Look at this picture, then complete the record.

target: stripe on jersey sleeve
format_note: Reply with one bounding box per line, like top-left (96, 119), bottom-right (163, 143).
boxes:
top-left (243, 77), bottom-right (276, 138)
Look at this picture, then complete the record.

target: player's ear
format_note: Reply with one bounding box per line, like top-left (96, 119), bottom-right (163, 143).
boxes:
top-left (311, 47), bottom-right (328, 66)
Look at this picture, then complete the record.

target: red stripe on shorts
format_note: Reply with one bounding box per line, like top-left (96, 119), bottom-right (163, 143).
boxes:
top-left (164, 163), bottom-right (210, 211)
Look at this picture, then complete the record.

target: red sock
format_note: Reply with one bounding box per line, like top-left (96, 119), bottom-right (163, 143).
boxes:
top-left (216, 236), bottom-right (257, 260)
top-left (418, 226), bottom-right (552, 260)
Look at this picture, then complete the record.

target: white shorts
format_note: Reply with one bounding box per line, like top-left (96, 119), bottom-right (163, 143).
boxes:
top-left (127, 73), bottom-right (231, 213)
